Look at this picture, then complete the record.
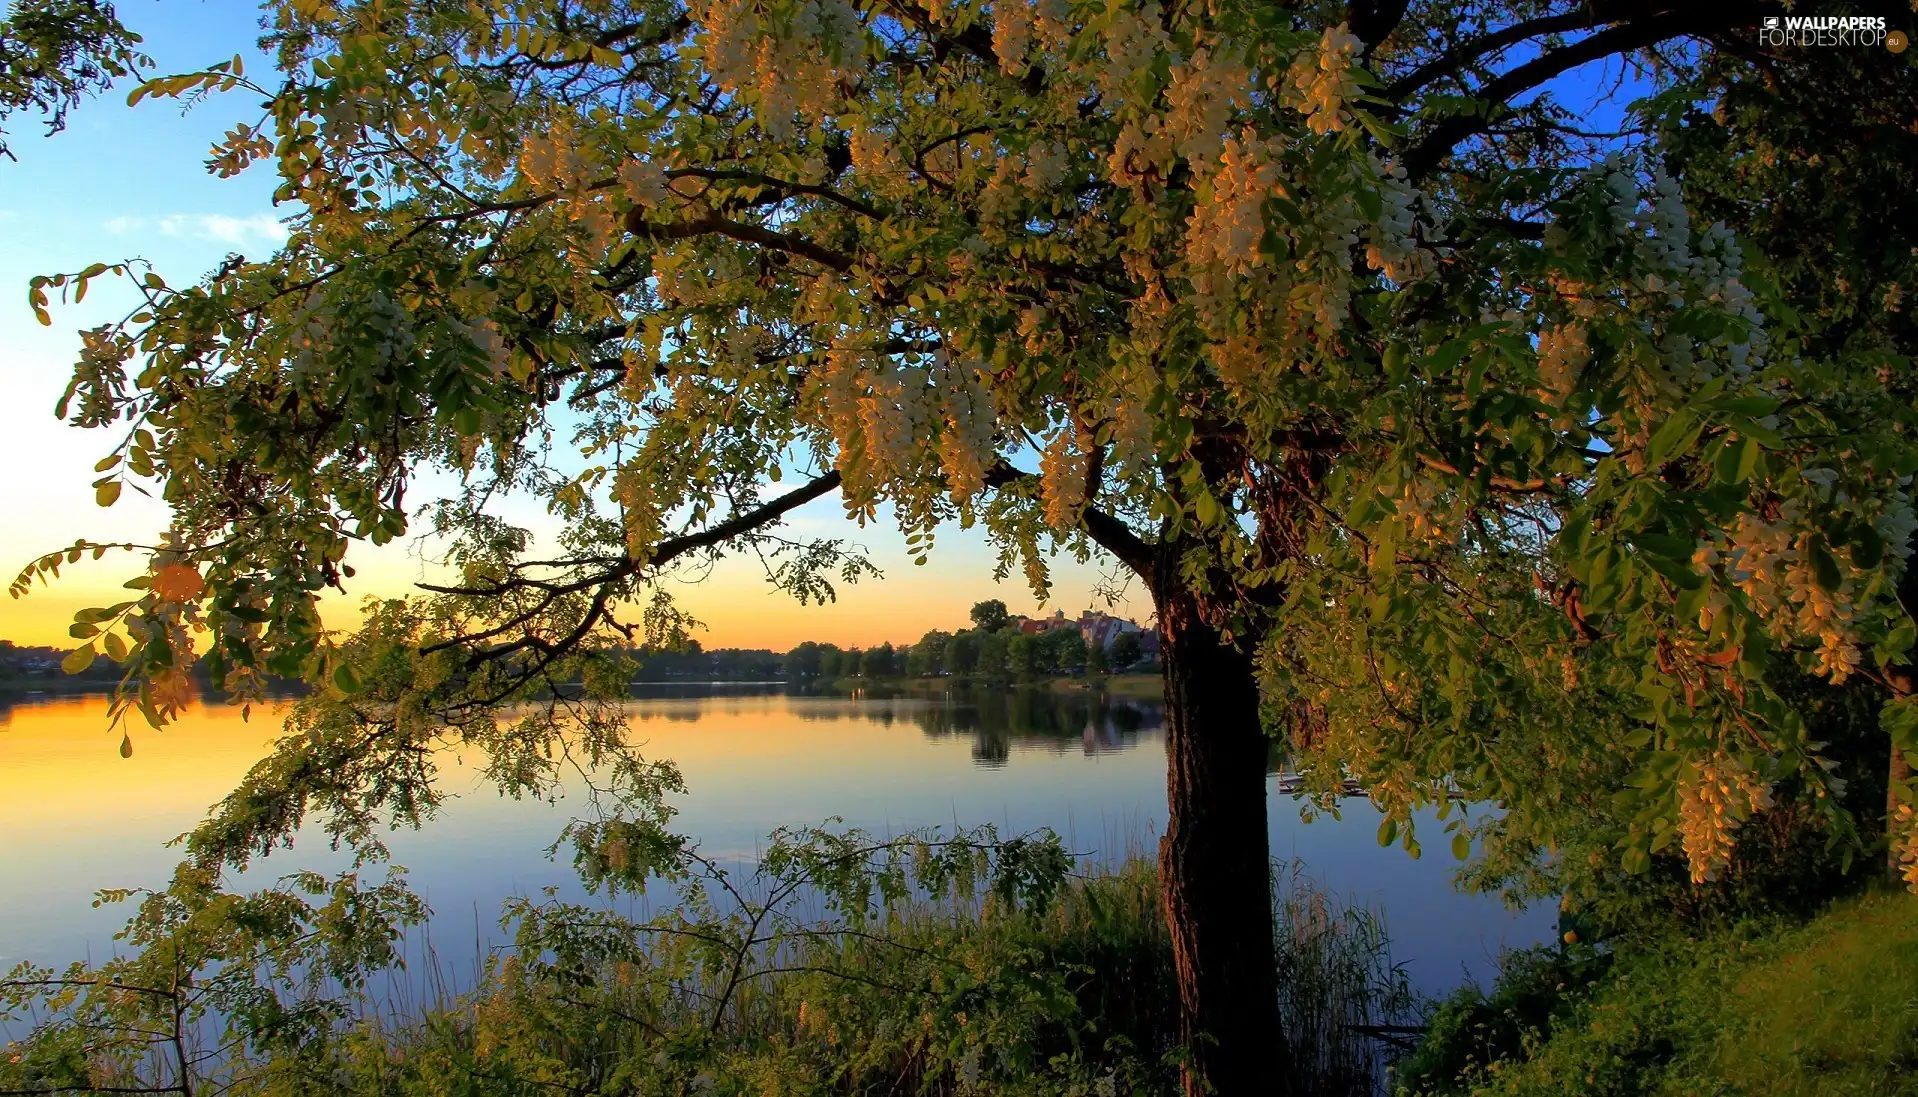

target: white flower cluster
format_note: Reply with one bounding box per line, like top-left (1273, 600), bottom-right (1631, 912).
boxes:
top-left (1164, 46), bottom-right (1252, 169)
top-left (520, 129), bottom-right (592, 192)
top-left (1640, 163), bottom-right (1692, 275)
top-left (1039, 429), bottom-right (1087, 531)
top-left (815, 343), bottom-right (1000, 517)
top-left (1022, 139), bottom-right (1070, 191)
top-left (1296, 190), bottom-right (1364, 332)
top-left (619, 158), bottom-right (668, 208)
top-left (992, 0), bottom-right (1033, 75)
top-left (1536, 323), bottom-right (1590, 406)
top-left (1581, 156), bottom-right (1768, 377)
top-left (615, 462), bottom-right (664, 561)
top-left (1098, 2), bottom-right (1174, 107)
top-left (1694, 493), bottom-right (1864, 684)
top-left (1288, 24), bottom-right (1363, 136)
top-left (698, 0), bottom-right (868, 140)
top-left (1109, 393), bottom-right (1155, 468)
top-left (1362, 158), bottom-right (1426, 283)
top-left (936, 354), bottom-right (996, 504)
top-left (1676, 755), bottom-right (1773, 885)
top-left (1184, 131), bottom-right (1283, 280)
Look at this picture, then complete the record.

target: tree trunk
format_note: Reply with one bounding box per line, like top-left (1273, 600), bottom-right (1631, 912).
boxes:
top-left (1155, 580), bottom-right (1287, 1097)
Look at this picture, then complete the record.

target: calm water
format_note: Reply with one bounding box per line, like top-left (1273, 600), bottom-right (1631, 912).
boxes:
top-left (0, 686), bottom-right (1550, 993)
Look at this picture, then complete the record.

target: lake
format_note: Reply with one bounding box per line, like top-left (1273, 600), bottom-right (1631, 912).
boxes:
top-left (0, 685), bottom-right (1551, 995)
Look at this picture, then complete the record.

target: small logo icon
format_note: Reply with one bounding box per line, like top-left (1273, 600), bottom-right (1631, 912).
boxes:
top-left (1764, 17), bottom-right (1779, 29)
top-left (1890, 29), bottom-right (1909, 53)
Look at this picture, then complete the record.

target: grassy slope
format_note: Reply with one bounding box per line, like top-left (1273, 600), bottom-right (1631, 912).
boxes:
top-left (1473, 890), bottom-right (1918, 1097)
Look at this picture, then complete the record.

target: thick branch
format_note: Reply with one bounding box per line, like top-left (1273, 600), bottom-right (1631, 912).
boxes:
top-left (625, 211), bottom-right (856, 272)
top-left (1402, 4), bottom-right (1776, 180)
top-left (985, 461), bottom-right (1156, 578)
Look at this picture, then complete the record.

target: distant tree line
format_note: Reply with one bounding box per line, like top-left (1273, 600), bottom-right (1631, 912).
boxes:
top-left (782, 600), bottom-right (1147, 683)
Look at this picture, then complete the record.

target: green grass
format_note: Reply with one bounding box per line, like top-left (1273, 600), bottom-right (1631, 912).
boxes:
top-left (1445, 890), bottom-right (1918, 1097)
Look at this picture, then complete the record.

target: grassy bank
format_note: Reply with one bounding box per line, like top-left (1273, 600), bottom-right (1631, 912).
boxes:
top-left (2, 841), bottom-right (1413, 1097)
top-left (1400, 889), bottom-right (1918, 1096)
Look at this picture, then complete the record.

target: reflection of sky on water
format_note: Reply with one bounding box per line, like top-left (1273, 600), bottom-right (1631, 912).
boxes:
top-left (0, 687), bottom-right (1550, 995)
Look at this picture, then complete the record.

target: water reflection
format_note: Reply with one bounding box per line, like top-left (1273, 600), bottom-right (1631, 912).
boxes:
top-left (0, 687), bottom-right (1551, 992)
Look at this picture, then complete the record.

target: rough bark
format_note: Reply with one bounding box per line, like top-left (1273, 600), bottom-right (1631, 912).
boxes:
top-left (1154, 575), bottom-right (1286, 1097)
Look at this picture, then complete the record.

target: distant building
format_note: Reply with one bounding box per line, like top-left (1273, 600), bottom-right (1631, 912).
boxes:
top-left (1007, 610), bottom-right (1152, 654)
top-left (1076, 610), bottom-right (1144, 651)
top-left (1012, 609), bottom-right (1075, 635)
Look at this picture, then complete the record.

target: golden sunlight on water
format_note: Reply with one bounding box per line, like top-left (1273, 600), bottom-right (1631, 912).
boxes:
top-left (0, 688), bottom-right (1550, 990)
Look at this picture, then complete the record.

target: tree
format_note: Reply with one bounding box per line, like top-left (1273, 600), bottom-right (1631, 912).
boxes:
top-left (786, 640), bottom-right (823, 680)
top-left (1644, 42), bottom-right (1918, 885)
top-left (976, 631), bottom-right (1012, 682)
top-left (22, 2), bottom-right (1918, 1094)
top-left (861, 642), bottom-right (897, 679)
top-left (0, 0), bottom-right (148, 161)
top-left (816, 644), bottom-right (846, 680)
top-left (969, 599), bottom-right (1012, 634)
top-left (908, 629), bottom-right (951, 676)
top-left (1007, 633), bottom-right (1043, 681)
top-left (1049, 628), bottom-right (1088, 677)
top-left (1085, 635), bottom-right (1108, 678)
top-left (1109, 632), bottom-right (1142, 673)
top-left (944, 629), bottom-right (982, 676)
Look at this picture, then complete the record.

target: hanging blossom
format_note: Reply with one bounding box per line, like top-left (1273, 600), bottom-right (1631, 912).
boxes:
top-left (1363, 157), bottom-right (1427, 283)
top-left (615, 463), bottom-right (665, 563)
top-left (1675, 754), bottom-right (1774, 885)
top-left (1294, 189), bottom-right (1363, 333)
top-left (619, 159), bottom-right (668, 207)
top-left (1288, 23), bottom-right (1363, 136)
top-left (1184, 130), bottom-right (1284, 280)
top-left (697, 0), bottom-right (869, 140)
top-left (1691, 474), bottom-right (1890, 686)
top-left (1108, 391), bottom-right (1155, 469)
top-left (1537, 324), bottom-right (1590, 407)
top-left (936, 353), bottom-right (996, 505)
top-left (1022, 140), bottom-right (1070, 191)
top-left (992, 0), bottom-right (1033, 75)
top-left (1097, 2), bottom-right (1174, 107)
top-left (1039, 430), bottom-right (1088, 531)
top-left (1163, 45), bottom-right (1252, 169)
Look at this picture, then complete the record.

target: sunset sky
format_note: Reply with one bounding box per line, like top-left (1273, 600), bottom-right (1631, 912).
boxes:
top-left (0, 0), bottom-right (1144, 652)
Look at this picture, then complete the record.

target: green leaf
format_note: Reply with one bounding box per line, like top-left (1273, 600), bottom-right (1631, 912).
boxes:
top-left (95, 480), bottom-right (122, 507)
top-left (1450, 832), bottom-right (1471, 861)
top-left (1647, 410), bottom-right (1698, 467)
top-left (333, 663), bottom-right (363, 695)
top-left (119, 733), bottom-right (133, 759)
top-left (1809, 537), bottom-right (1843, 592)
top-left (1716, 435), bottom-right (1759, 485)
top-left (1376, 817), bottom-right (1398, 847)
top-left (62, 646), bottom-right (96, 674)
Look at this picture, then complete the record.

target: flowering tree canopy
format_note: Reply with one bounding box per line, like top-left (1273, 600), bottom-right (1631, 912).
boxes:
top-left (17, 0), bottom-right (1918, 1091)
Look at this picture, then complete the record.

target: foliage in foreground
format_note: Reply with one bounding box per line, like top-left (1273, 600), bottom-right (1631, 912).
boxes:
top-left (0, 826), bottom-right (1415, 1097)
top-left (1398, 889), bottom-right (1918, 1097)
